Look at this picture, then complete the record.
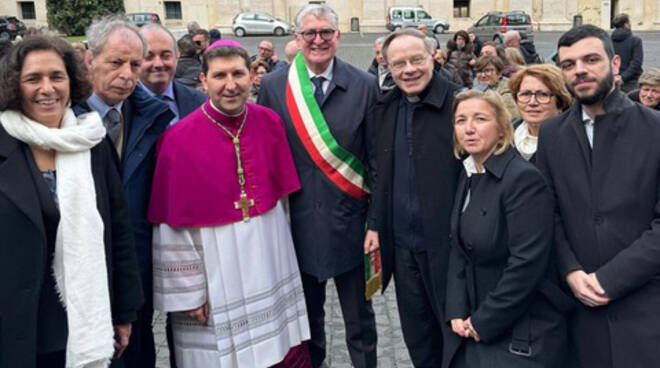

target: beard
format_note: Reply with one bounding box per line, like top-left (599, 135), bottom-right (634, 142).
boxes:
top-left (568, 70), bottom-right (614, 105)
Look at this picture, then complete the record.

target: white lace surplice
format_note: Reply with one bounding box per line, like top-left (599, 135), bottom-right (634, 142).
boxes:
top-left (153, 202), bottom-right (310, 368)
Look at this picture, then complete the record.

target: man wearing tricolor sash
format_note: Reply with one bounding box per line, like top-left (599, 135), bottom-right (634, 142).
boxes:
top-left (148, 40), bottom-right (311, 367)
top-left (258, 4), bottom-right (378, 368)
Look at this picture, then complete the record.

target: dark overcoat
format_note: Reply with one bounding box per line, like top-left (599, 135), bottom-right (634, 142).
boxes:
top-left (172, 80), bottom-right (207, 118)
top-left (0, 126), bottom-right (143, 368)
top-left (258, 58), bottom-right (378, 280)
top-left (443, 148), bottom-right (570, 368)
top-left (74, 86), bottom-right (174, 291)
top-left (365, 73), bottom-right (461, 309)
top-left (536, 90), bottom-right (660, 368)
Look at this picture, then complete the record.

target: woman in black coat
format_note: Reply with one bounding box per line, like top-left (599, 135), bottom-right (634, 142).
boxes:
top-left (443, 90), bottom-right (571, 368)
top-left (0, 36), bottom-right (143, 368)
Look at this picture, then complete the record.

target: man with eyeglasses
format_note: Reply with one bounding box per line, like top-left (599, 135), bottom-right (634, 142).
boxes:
top-left (258, 4), bottom-right (378, 368)
top-left (364, 28), bottom-right (461, 367)
top-left (250, 40), bottom-right (287, 72)
top-left (191, 28), bottom-right (209, 62)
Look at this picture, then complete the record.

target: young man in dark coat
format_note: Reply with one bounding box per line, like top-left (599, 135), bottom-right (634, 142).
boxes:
top-left (611, 13), bottom-right (644, 92)
top-left (536, 24), bottom-right (660, 368)
top-left (364, 29), bottom-right (461, 366)
top-left (75, 17), bottom-right (175, 368)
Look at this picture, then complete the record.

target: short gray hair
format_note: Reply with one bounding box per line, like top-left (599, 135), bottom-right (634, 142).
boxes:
top-left (295, 4), bottom-right (338, 30)
top-left (374, 36), bottom-right (386, 47)
top-left (639, 68), bottom-right (660, 87)
top-left (382, 29), bottom-right (435, 62)
top-left (86, 16), bottom-right (146, 58)
top-left (141, 23), bottom-right (178, 54)
top-left (503, 30), bottom-right (521, 44)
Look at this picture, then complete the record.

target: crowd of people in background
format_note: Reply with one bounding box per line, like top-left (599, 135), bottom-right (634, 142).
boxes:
top-left (1, 4), bottom-right (660, 368)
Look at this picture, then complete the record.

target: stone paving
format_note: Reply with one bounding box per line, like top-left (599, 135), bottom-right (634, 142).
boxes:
top-left (153, 282), bottom-right (413, 368)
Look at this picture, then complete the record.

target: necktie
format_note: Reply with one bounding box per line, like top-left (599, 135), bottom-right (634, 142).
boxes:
top-left (104, 108), bottom-right (122, 144)
top-left (311, 76), bottom-right (325, 106)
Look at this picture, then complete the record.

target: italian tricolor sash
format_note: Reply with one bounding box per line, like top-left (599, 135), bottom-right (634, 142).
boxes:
top-left (285, 53), bottom-right (370, 200)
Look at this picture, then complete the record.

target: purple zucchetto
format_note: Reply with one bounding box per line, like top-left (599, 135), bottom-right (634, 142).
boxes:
top-left (206, 39), bottom-right (247, 52)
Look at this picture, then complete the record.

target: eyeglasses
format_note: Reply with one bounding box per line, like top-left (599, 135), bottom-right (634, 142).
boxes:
top-left (258, 46), bottom-right (273, 52)
top-left (517, 90), bottom-right (554, 104)
top-left (476, 68), bottom-right (497, 75)
top-left (389, 55), bottom-right (427, 72)
top-left (299, 29), bottom-right (336, 43)
top-left (194, 40), bottom-right (202, 46)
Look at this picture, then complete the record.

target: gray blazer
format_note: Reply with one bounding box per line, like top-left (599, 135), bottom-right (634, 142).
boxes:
top-left (258, 58), bottom-right (378, 280)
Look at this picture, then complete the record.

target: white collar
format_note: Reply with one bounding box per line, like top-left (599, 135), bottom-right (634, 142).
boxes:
top-left (581, 108), bottom-right (594, 124)
top-left (306, 58), bottom-right (334, 82)
top-left (209, 99), bottom-right (245, 117)
top-left (514, 121), bottom-right (538, 161)
top-left (462, 155), bottom-right (484, 177)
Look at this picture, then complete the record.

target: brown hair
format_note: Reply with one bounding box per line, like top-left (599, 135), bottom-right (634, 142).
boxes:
top-left (474, 55), bottom-right (504, 73)
top-left (452, 90), bottom-right (514, 159)
top-left (202, 46), bottom-right (250, 74)
top-left (250, 60), bottom-right (269, 73)
top-left (0, 35), bottom-right (91, 111)
top-left (508, 64), bottom-right (573, 111)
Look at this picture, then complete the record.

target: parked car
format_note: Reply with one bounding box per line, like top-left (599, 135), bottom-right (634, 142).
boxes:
top-left (2, 16), bottom-right (26, 36)
top-left (232, 12), bottom-right (294, 37)
top-left (0, 16), bottom-right (19, 40)
top-left (468, 11), bottom-right (533, 43)
top-left (386, 6), bottom-right (449, 34)
top-left (126, 12), bottom-right (161, 27)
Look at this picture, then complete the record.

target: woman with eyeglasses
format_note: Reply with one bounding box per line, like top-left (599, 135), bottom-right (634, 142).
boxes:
top-left (473, 55), bottom-right (519, 119)
top-left (509, 64), bottom-right (573, 163)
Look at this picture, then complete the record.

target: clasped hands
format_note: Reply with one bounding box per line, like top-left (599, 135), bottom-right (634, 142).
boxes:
top-left (186, 302), bottom-right (210, 325)
top-left (566, 270), bottom-right (610, 307)
top-left (451, 317), bottom-right (480, 342)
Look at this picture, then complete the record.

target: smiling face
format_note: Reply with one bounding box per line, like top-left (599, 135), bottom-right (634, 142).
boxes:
top-left (296, 14), bottom-right (340, 73)
top-left (387, 35), bottom-right (433, 96)
top-left (476, 62), bottom-right (501, 85)
top-left (140, 28), bottom-right (178, 94)
top-left (454, 98), bottom-right (502, 164)
top-left (201, 55), bottom-right (251, 115)
top-left (480, 44), bottom-right (497, 57)
top-left (639, 84), bottom-right (660, 108)
top-left (558, 37), bottom-right (620, 106)
top-left (20, 50), bottom-right (70, 127)
top-left (86, 29), bottom-right (143, 106)
top-left (516, 75), bottom-right (560, 126)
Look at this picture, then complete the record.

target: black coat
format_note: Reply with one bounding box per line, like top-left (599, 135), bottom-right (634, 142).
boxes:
top-left (0, 126), bottom-right (143, 368)
top-left (258, 58), bottom-right (378, 280)
top-left (366, 74), bottom-right (461, 305)
top-left (611, 28), bottom-right (643, 83)
top-left (443, 148), bottom-right (569, 368)
top-left (536, 90), bottom-right (660, 368)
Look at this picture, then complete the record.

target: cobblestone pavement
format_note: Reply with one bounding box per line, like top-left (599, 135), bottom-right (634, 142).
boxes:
top-left (153, 282), bottom-right (413, 368)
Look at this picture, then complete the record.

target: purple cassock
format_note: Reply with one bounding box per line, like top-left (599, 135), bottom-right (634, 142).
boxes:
top-left (148, 100), bottom-right (301, 227)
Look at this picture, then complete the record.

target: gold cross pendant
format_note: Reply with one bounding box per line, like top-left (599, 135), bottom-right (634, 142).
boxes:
top-left (235, 191), bottom-right (255, 222)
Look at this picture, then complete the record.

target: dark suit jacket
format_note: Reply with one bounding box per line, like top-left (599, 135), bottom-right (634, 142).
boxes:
top-left (74, 87), bottom-right (174, 293)
top-left (366, 74), bottom-right (461, 305)
top-left (443, 148), bottom-right (568, 368)
top-left (172, 80), bottom-right (206, 118)
top-left (258, 58), bottom-right (378, 280)
top-left (536, 89), bottom-right (660, 367)
top-left (0, 125), bottom-right (143, 368)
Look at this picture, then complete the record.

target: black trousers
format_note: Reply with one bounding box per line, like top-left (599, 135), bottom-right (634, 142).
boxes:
top-left (301, 265), bottom-right (377, 368)
top-left (36, 351), bottom-right (65, 368)
top-left (393, 246), bottom-right (444, 367)
top-left (119, 300), bottom-right (156, 367)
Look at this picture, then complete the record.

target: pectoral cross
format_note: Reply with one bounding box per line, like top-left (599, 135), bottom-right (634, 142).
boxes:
top-left (235, 191), bottom-right (255, 222)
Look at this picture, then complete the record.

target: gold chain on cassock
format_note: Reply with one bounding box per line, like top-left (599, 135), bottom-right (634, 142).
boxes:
top-left (201, 105), bottom-right (254, 222)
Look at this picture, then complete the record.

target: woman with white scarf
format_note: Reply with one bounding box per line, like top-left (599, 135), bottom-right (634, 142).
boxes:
top-left (0, 35), bottom-right (143, 368)
top-left (509, 64), bottom-right (573, 163)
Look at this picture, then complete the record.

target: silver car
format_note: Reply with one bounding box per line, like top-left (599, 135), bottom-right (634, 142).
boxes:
top-left (232, 12), bottom-right (294, 37)
top-left (386, 6), bottom-right (449, 34)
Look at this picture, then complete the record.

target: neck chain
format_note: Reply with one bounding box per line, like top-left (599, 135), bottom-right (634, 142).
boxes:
top-left (201, 104), bottom-right (254, 221)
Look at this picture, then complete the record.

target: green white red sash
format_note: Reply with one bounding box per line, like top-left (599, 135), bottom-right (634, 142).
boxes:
top-left (285, 52), bottom-right (370, 200)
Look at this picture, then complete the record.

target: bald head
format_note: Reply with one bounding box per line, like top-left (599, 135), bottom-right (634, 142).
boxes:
top-left (285, 40), bottom-right (300, 62)
top-left (257, 40), bottom-right (274, 61)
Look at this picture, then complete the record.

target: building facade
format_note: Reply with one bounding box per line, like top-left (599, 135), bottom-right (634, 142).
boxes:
top-left (2, 0), bottom-right (660, 33)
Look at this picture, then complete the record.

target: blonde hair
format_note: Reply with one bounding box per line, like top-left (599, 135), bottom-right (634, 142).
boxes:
top-left (452, 90), bottom-right (514, 159)
top-left (508, 64), bottom-right (573, 111)
top-left (504, 47), bottom-right (525, 66)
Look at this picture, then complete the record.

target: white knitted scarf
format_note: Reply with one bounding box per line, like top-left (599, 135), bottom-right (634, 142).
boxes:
top-left (0, 108), bottom-right (114, 368)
